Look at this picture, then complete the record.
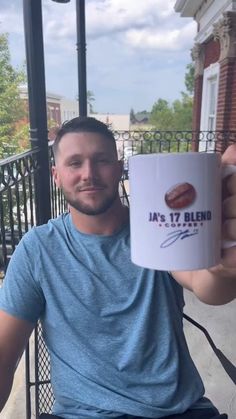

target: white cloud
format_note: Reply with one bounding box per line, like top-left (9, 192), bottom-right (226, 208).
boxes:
top-left (86, 0), bottom-right (182, 38)
top-left (0, 6), bottom-right (24, 35)
top-left (124, 21), bottom-right (196, 51)
top-left (43, 8), bottom-right (75, 41)
top-left (0, 0), bottom-right (196, 113)
top-left (1, 1), bottom-right (196, 56)
top-left (41, 0), bottom-right (195, 53)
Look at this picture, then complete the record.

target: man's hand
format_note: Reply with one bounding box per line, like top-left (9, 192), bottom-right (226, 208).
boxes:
top-left (172, 144), bottom-right (236, 304)
top-left (221, 144), bottom-right (236, 268)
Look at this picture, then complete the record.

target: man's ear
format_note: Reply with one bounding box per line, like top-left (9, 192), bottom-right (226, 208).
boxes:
top-left (52, 165), bottom-right (61, 188)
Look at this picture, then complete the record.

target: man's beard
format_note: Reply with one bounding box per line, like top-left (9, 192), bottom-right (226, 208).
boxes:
top-left (63, 188), bottom-right (119, 216)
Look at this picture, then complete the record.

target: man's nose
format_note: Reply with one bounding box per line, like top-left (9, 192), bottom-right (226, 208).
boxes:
top-left (81, 160), bottom-right (95, 180)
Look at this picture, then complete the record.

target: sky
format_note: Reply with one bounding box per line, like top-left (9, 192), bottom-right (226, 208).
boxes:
top-left (0, 0), bottom-right (197, 114)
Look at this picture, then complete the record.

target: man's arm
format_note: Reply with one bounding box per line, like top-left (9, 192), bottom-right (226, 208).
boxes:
top-left (171, 265), bottom-right (236, 305)
top-left (0, 310), bottom-right (35, 412)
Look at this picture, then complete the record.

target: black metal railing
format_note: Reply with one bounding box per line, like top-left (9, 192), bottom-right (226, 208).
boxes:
top-left (0, 146), bottom-right (68, 282)
top-left (0, 144), bottom-right (68, 418)
top-left (114, 129), bottom-right (236, 156)
top-left (0, 149), bottom-right (39, 280)
top-left (1, 129), bottom-right (236, 418)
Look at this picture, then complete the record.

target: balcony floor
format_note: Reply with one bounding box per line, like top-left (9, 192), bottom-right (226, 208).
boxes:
top-left (184, 290), bottom-right (236, 418)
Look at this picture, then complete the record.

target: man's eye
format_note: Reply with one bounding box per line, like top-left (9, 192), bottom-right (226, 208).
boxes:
top-left (69, 161), bottom-right (82, 167)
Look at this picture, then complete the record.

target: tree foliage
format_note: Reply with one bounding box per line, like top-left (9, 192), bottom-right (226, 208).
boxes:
top-left (130, 107), bottom-right (135, 123)
top-left (0, 33), bottom-right (27, 159)
top-left (76, 90), bottom-right (96, 114)
top-left (149, 99), bottom-right (174, 130)
top-left (87, 90), bottom-right (95, 113)
top-left (149, 62), bottom-right (194, 133)
top-left (185, 62), bottom-right (195, 95)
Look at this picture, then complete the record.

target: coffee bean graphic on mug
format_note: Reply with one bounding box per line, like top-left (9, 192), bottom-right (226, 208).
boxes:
top-left (165, 182), bottom-right (196, 209)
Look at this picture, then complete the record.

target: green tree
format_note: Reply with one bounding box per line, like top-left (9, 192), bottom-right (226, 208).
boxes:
top-left (0, 33), bottom-right (27, 159)
top-left (172, 93), bottom-right (193, 131)
top-left (145, 62), bottom-right (195, 153)
top-left (149, 61), bottom-right (194, 134)
top-left (11, 119), bottom-right (30, 151)
top-left (150, 99), bottom-right (174, 130)
top-left (130, 108), bottom-right (135, 123)
top-left (76, 90), bottom-right (96, 114)
top-left (87, 90), bottom-right (95, 113)
top-left (184, 62), bottom-right (195, 95)
top-left (174, 61), bottom-right (194, 131)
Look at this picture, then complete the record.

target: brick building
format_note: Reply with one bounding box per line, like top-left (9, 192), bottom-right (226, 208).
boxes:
top-left (19, 86), bottom-right (130, 142)
top-left (175, 0), bottom-right (236, 151)
top-left (19, 86), bottom-right (62, 125)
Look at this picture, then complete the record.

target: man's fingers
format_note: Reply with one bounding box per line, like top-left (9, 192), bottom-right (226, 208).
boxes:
top-left (221, 145), bottom-right (236, 268)
top-left (222, 219), bottom-right (236, 241)
top-left (224, 172), bottom-right (236, 195)
top-left (222, 195), bottom-right (236, 218)
top-left (221, 144), bottom-right (236, 165)
top-left (221, 246), bottom-right (236, 268)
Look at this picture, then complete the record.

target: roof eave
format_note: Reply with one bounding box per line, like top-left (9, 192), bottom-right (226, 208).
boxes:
top-left (174, 0), bottom-right (203, 17)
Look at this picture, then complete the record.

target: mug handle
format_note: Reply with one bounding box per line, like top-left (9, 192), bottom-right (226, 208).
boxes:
top-left (222, 164), bottom-right (236, 249)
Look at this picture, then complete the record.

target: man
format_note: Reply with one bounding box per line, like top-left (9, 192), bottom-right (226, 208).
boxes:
top-left (0, 117), bottom-right (235, 419)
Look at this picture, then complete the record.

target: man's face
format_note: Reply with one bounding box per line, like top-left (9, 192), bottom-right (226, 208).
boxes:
top-left (52, 132), bottom-right (123, 216)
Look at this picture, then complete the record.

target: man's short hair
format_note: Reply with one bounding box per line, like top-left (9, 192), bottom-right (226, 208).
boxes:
top-left (52, 116), bottom-right (117, 159)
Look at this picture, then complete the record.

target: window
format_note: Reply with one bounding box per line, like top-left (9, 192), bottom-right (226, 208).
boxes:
top-left (207, 77), bottom-right (217, 131)
top-left (199, 63), bottom-right (219, 151)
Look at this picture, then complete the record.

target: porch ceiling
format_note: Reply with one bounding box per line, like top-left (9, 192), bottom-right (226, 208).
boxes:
top-left (174, 0), bottom-right (204, 17)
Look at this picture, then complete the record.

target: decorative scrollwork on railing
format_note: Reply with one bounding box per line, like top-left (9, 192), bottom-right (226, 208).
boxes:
top-left (114, 130), bottom-right (236, 159)
top-left (0, 149), bottom-right (40, 193)
top-left (0, 149), bottom-right (40, 277)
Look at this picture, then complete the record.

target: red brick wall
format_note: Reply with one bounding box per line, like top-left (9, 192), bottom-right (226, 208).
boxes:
top-left (204, 38), bottom-right (220, 68)
top-left (192, 38), bottom-right (220, 133)
top-left (192, 36), bottom-right (236, 139)
top-left (192, 75), bottom-right (203, 147)
top-left (229, 60), bottom-right (236, 130)
top-left (216, 58), bottom-right (236, 131)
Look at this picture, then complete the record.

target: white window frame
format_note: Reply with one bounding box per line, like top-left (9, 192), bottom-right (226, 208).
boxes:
top-left (199, 62), bottom-right (219, 151)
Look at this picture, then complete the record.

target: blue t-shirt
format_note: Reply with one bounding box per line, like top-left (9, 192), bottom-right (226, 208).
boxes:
top-left (0, 213), bottom-right (212, 419)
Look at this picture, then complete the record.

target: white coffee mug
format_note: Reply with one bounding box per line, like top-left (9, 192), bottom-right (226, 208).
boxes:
top-left (129, 152), bottom-right (235, 271)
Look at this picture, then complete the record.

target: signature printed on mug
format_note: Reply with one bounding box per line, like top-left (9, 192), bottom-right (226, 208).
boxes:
top-left (165, 182), bottom-right (196, 209)
top-left (160, 229), bottom-right (198, 248)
